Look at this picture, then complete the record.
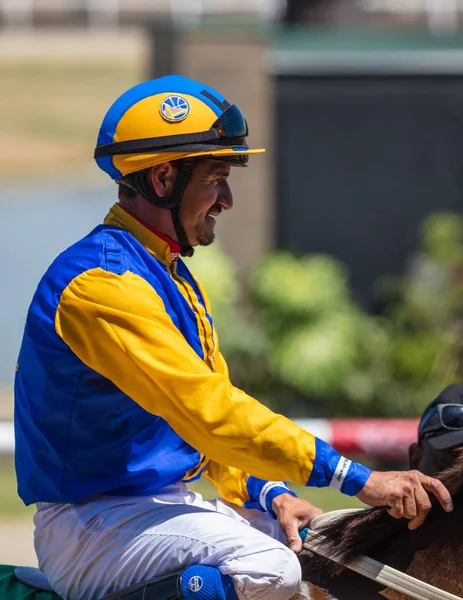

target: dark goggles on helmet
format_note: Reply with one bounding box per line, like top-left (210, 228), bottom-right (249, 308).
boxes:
top-left (94, 103), bottom-right (249, 159)
top-left (418, 403), bottom-right (463, 441)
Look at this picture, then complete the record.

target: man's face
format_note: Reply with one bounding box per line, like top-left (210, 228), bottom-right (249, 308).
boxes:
top-left (179, 159), bottom-right (233, 247)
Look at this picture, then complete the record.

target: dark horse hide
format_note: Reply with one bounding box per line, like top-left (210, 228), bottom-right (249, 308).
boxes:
top-left (298, 448), bottom-right (463, 600)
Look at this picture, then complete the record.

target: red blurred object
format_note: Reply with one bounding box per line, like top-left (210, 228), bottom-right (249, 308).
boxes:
top-left (330, 419), bottom-right (420, 460)
top-left (295, 419), bottom-right (420, 461)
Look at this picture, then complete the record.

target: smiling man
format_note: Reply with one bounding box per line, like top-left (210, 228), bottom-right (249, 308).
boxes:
top-left (14, 76), bottom-right (453, 600)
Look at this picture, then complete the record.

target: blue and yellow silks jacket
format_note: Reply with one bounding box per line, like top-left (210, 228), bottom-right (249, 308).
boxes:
top-left (14, 204), bottom-right (371, 508)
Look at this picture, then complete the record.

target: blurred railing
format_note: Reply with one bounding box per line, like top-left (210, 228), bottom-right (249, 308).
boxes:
top-left (0, 0), bottom-right (284, 27)
top-left (362, 0), bottom-right (462, 35)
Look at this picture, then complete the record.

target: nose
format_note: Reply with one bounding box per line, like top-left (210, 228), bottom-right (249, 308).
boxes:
top-left (218, 180), bottom-right (233, 211)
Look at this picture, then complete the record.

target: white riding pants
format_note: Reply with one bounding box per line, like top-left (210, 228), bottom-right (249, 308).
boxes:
top-left (34, 483), bottom-right (301, 600)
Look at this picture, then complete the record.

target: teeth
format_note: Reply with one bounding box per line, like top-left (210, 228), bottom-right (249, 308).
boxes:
top-left (207, 213), bottom-right (216, 220)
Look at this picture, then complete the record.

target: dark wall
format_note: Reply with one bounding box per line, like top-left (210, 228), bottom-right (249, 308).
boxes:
top-left (276, 74), bottom-right (463, 308)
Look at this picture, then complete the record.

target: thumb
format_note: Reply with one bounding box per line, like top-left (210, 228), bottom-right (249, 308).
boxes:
top-left (281, 519), bottom-right (302, 553)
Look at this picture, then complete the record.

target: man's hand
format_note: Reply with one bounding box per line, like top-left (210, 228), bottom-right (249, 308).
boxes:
top-left (272, 493), bottom-right (324, 553)
top-left (357, 470), bottom-right (453, 530)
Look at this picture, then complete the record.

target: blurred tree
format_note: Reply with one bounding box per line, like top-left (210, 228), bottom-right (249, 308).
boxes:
top-left (380, 212), bottom-right (463, 409)
top-left (190, 212), bottom-right (463, 419)
top-left (189, 245), bottom-right (269, 396)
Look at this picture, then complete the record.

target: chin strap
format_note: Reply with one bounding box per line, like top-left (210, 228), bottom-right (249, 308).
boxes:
top-left (169, 159), bottom-right (195, 257)
top-left (171, 205), bottom-right (193, 257)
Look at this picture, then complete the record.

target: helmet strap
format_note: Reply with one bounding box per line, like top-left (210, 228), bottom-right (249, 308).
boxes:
top-left (168, 158), bottom-right (195, 257)
top-left (171, 205), bottom-right (193, 258)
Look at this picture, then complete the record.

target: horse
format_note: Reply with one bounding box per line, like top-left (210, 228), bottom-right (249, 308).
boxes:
top-left (293, 447), bottom-right (463, 599)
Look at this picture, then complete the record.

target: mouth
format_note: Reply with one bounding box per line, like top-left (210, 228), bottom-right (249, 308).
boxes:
top-left (206, 205), bottom-right (222, 222)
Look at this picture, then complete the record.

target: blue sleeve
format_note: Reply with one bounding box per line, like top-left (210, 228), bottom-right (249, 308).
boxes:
top-left (307, 438), bottom-right (371, 496)
top-left (244, 476), bottom-right (297, 518)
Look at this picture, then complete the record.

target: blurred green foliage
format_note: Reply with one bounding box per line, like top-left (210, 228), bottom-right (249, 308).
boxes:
top-left (190, 212), bottom-right (463, 418)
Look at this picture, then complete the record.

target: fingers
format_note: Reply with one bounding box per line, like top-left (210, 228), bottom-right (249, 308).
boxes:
top-left (388, 472), bottom-right (429, 526)
top-left (386, 487), bottom-right (420, 522)
top-left (408, 486), bottom-right (431, 531)
top-left (357, 470), bottom-right (453, 530)
top-left (386, 497), bottom-right (404, 520)
top-left (273, 496), bottom-right (324, 553)
top-left (419, 473), bottom-right (454, 513)
top-left (279, 517), bottom-right (302, 553)
top-left (385, 471), bottom-right (452, 530)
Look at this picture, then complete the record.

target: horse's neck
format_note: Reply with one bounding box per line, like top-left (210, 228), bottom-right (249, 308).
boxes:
top-left (299, 551), bottom-right (386, 600)
top-left (300, 507), bottom-right (463, 600)
top-left (373, 512), bottom-right (463, 597)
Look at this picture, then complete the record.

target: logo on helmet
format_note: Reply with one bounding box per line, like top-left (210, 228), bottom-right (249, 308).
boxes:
top-left (160, 95), bottom-right (190, 122)
top-left (188, 576), bottom-right (203, 592)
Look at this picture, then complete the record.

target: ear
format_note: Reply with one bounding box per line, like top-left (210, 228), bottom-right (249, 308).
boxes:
top-left (408, 442), bottom-right (422, 470)
top-left (148, 163), bottom-right (177, 198)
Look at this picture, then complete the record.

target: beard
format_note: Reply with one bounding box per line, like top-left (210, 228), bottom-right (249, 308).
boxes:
top-left (196, 228), bottom-right (216, 246)
top-left (194, 203), bottom-right (221, 246)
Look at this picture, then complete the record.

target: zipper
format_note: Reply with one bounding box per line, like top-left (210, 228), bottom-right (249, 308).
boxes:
top-left (169, 265), bottom-right (216, 371)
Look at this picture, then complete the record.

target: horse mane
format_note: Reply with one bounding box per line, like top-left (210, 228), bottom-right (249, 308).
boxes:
top-left (312, 447), bottom-right (463, 568)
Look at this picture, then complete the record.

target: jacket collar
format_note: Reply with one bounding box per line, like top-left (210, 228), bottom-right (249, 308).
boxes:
top-left (104, 203), bottom-right (180, 266)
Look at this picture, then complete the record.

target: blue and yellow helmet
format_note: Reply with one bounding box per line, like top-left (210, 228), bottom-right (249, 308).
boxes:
top-left (94, 75), bottom-right (265, 179)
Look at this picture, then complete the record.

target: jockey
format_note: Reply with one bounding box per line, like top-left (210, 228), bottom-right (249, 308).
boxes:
top-left (410, 384), bottom-right (463, 475)
top-left (14, 75), bottom-right (453, 600)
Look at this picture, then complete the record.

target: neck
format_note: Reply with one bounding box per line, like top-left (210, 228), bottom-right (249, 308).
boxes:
top-left (119, 196), bottom-right (178, 242)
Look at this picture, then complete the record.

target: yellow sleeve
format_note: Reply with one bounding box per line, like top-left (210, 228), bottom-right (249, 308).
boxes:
top-left (203, 461), bottom-right (250, 505)
top-left (55, 267), bottom-right (317, 485)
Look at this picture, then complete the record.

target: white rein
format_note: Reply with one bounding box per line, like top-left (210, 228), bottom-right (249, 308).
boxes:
top-left (303, 510), bottom-right (463, 600)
